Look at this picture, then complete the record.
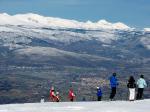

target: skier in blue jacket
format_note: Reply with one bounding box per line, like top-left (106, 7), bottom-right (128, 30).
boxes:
top-left (96, 87), bottom-right (102, 101)
top-left (109, 73), bottom-right (118, 100)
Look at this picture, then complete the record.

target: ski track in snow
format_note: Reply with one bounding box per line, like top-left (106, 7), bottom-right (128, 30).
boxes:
top-left (0, 100), bottom-right (149, 112)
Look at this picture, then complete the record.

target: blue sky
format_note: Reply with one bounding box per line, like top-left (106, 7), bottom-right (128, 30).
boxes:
top-left (0, 0), bottom-right (149, 28)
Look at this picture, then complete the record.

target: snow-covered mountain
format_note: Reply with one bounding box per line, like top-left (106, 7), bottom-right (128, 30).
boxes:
top-left (0, 13), bottom-right (149, 68)
top-left (0, 13), bottom-right (130, 30)
top-left (0, 100), bottom-right (149, 112)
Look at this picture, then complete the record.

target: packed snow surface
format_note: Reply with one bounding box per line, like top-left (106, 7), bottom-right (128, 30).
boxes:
top-left (0, 100), bottom-right (149, 112)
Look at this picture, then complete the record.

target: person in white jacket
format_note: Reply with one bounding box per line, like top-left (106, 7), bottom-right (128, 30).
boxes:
top-left (136, 75), bottom-right (147, 100)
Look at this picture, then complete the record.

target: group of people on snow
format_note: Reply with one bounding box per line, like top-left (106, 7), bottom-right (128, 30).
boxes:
top-left (41, 73), bottom-right (147, 102)
top-left (106, 73), bottom-right (147, 101)
top-left (128, 75), bottom-right (147, 101)
top-left (95, 73), bottom-right (147, 101)
top-left (49, 86), bottom-right (61, 102)
top-left (48, 87), bottom-right (75, 102)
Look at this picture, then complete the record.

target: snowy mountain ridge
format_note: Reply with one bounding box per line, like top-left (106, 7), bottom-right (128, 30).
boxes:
top-left (0, 13), bottom-right (131, 30)
top-left (0, 13), bottom-right (149, 70)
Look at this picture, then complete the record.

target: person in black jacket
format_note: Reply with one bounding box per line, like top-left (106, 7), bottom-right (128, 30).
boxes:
top-left (127, 76), bottom-right (136, 101)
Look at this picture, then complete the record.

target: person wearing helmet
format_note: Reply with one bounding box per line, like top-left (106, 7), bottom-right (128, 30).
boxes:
top-left (55, 92), bottom-right (60, 102)
top-left (96, 87), bottom-right (102, 101)
top-left (109, 73), bottom-right (119, 100)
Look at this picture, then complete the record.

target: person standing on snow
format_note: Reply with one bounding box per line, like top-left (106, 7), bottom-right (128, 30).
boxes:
top-left (55, 92), bottom-right (60, 102)
top-left (96, 87), bottom-right (102, 101)
top-left (136, 75), bottom-right (147, 100)
top-left (68, 88), bottom-right (75, 102)
top-left (109, 73), bottom-right (119, 100)
top-left (127, 76), bottom-right (136, 101)
top-left (49, 86), bottom-right (56, 102)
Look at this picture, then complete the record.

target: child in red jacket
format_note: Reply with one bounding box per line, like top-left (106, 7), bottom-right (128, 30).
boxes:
top-left (68, 88), bottom-right (75, 102)
top-left (49, 87), bottom-right (56, 102)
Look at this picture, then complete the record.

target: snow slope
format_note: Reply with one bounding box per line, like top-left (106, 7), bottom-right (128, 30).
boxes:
top-left (0, 100), bottom-right (149, 112)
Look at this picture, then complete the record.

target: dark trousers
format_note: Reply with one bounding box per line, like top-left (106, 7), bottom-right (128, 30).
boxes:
top-left (110, 87), bottom-right (116, 100)
top-left (97, 96), bottom-right (102, 101)
top-left (136, 88), bottom-right (144, 100)
top-left (70, 98), bottom-right (74, 102)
